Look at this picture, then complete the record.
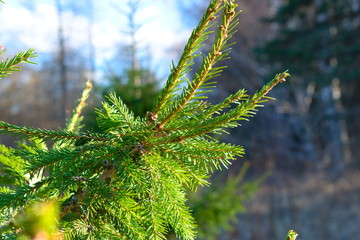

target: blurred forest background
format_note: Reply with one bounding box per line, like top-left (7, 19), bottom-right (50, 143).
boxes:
top-left (1, 0), bottom-right (360, 239)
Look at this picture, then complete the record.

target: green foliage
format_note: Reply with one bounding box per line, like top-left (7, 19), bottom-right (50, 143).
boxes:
top-left (14, 201), bottom-right (60, 240)
top-left (66, 80), bottom-right (93, 133)
top-left (188, 163), bottom-right (266, 240)
top-left (285, 230), bottom-right (298, 240)
top-left (84, 66), bottom-right (160, 133)
top-left (256, 0), bottom-right (360, 87)
top-left (102, 67), bottom-right (159, 118)
top-left (0, 0), bottom-right (288, 239)
top-left (0, 49), bottom-right (37, 79)
top-left (0, 144), bottom-right (27, 192)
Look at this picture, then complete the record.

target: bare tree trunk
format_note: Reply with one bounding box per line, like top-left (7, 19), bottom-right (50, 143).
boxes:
top-left (55, 0), bottom-right (67, 125)
top-left (319, 85), bottom-right (344, 176)
top-left (127, 0), bottom-right (141, 98)
top-left (86, 0), bottom-right (96, 81)
top-left (332, 79), bottom-right (352, 165)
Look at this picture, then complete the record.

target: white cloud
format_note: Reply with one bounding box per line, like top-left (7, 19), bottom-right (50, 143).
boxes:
top-left (0, 3), bottom-right (57, 52)
top-left (0, 0), bottom-right (192, 77)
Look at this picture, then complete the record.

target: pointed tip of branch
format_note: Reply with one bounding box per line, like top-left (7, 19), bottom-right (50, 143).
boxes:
top-left (85, 79), bottom-right (93, 90)
top-left (277, 71), bottom-right (290, 83)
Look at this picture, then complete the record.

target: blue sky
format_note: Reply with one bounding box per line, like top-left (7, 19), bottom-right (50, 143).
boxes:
top-left (0, 0), bottom-right (193, 79)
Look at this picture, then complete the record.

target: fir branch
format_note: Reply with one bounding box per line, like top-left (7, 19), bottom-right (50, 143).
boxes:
top-left (0, 0), bottom-right (289, 238)
top-left (0, 185), bottom-right (39, 210)
top-left (79, 194), bottom-right (145, 240)
top-left (163, 89), bottom-right (247, 131)
top-left (158, 151), bottom-right (210, 189)
top-left (152, 151), bottom-right (203, 188)
top-left (157, 140), bottom-right (243, 168)
top-left (66, 80), bottom-right (92, 133)
top-left (144, 155), bottom-right (196, 240)
top-left (0, 145), bottom-right (27, 186)
top-left (0, 121), bottom-right (78, 142)
top-left (96, 93), bottom-right (140, 132)
top-left (285, 230), bottom-right (298, 240)
top-left (202, 89), bottom-right (248, 118)
top-left (158, 1), bottom-right (239, 128)
top-left (247, 71), bottom-right (288, 106)
top-left (104, 208), bottom-right (144, 239)
top-left (23, 148), bottom-right (82, 176)
top-left (0, 48), bottom-right (37, 79)
top-left (152, 0), bottom-right (224, 118)
top-left (107, 93), bottom-right (137, 130)
top-left (0, 145), bottom-right (24, 174)
top-left (0, 121), bottom-right (111, 144)
top-left (158, 71), bottom-right (289, 139)
top-left (110, 192), bottom-right (144, 223)
top-left (62, 219), bottom-right (91, 238)
top-left (145, 185), bottom-right (167, 240)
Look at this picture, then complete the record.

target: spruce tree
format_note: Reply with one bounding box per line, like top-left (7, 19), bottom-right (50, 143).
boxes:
top-left (256, 0), bottom-right (360, 87)
top-left (255, 0), bottom-right (360, 172)
top-left (0, 0), bottom-right (289, 239)
top-left (89, 2), bottom-right (262, 238)
top-left (101, 0), bottom-right (159, 118)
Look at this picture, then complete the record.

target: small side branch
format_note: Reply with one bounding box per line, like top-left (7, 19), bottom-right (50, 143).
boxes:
top-left (0, 49), bottom-right (37, 79)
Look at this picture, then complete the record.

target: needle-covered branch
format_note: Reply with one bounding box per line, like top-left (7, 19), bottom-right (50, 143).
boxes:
top-left (152, 0), bottom-right (224, 119)
top-left (0, 48), bottom-right (37, 79)
top-left (0, 0), bottom-right (288, 239)
top-left (0, 121), bottom-right (112, 144)
top-left (66, 80), bottom-right (93, 133)
top-left (157, 1), bottom-right (239, 128)
top-left (159, 71), bottom-right (289, 137)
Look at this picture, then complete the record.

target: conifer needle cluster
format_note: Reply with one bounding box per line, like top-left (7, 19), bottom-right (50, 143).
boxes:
top-left (0, 0), bottom-right (288, 239)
